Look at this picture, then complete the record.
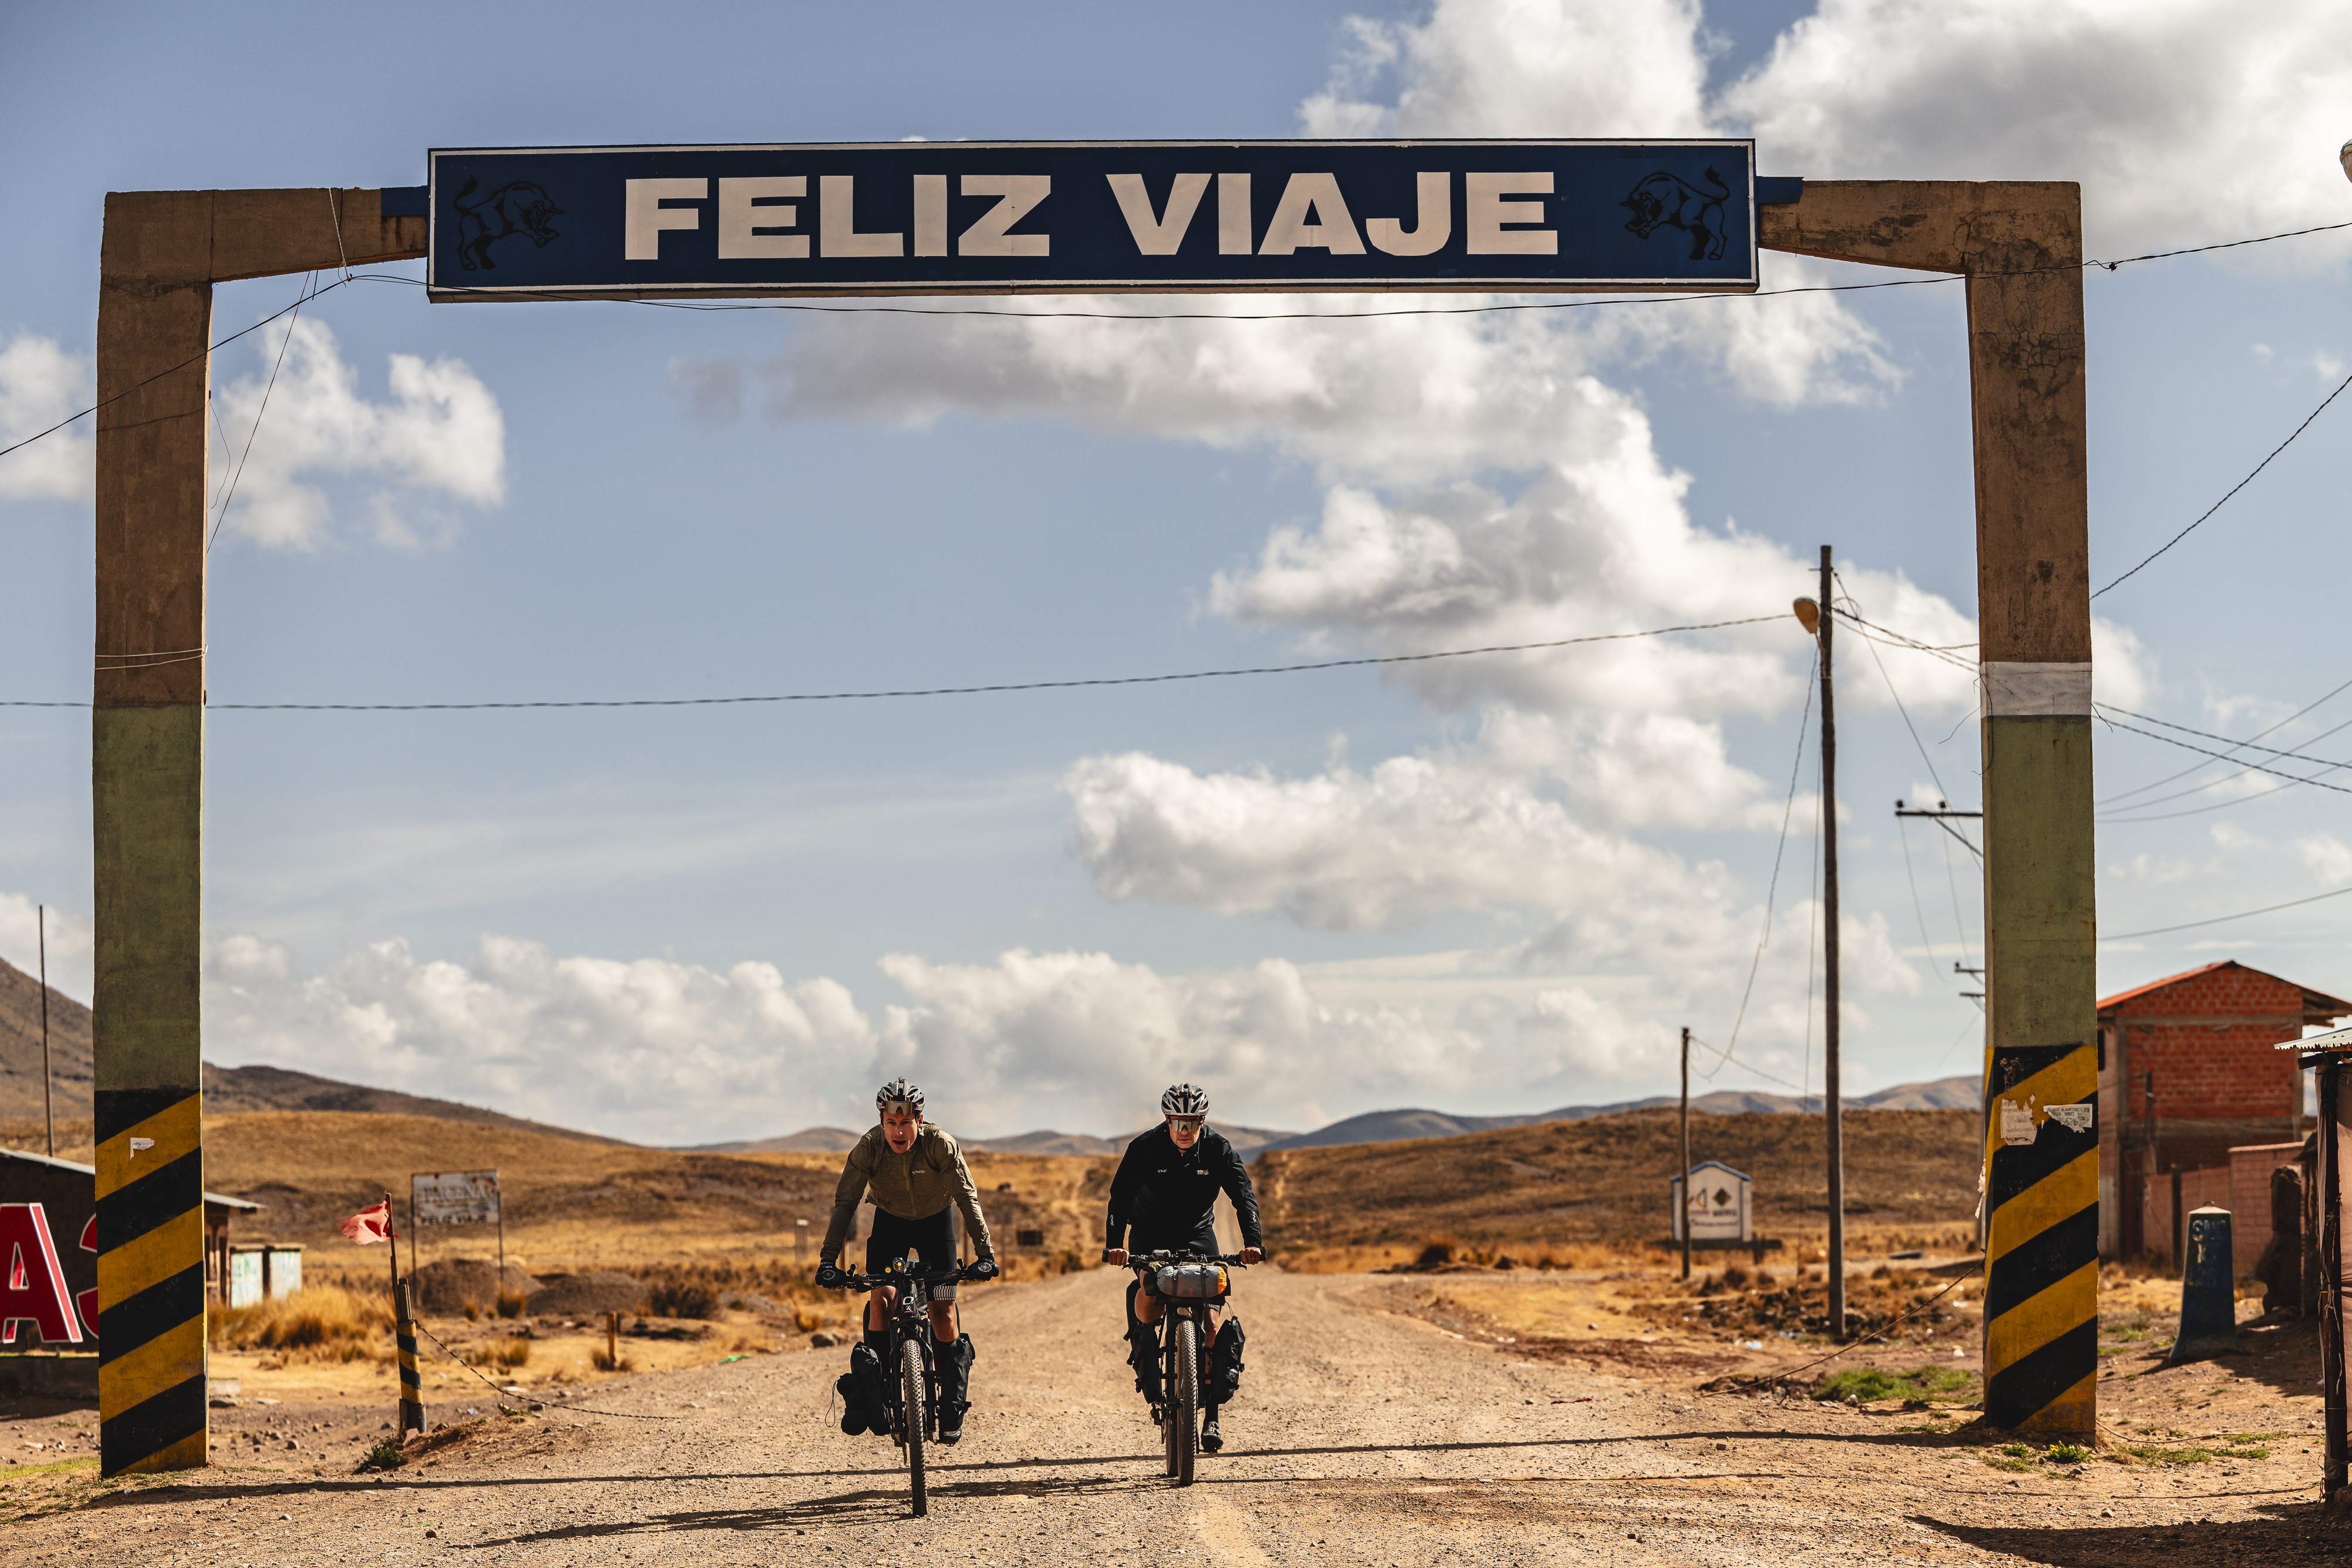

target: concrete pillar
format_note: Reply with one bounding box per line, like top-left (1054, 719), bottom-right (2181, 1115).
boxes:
top-left (1765, 181), bottom-right (2097, 1435)
top-left (92, 189), bottom-right (422, 1475)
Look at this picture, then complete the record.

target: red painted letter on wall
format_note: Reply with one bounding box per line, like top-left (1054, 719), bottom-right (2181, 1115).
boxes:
top-left (0, 1203), bottom-right (84, 1345)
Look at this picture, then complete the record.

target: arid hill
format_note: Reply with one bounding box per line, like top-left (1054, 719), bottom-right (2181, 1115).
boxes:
top-left (200, 1110), bottom-right (1115, 1277)
top-left (1256, 1106), bottom-right (1981, 1254)
top-left (0, 957), bottom-right (91, 1124)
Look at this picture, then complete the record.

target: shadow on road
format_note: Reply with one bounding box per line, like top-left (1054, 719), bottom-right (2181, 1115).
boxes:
top-left (1912, 1503), bottom-right (2351, 1568)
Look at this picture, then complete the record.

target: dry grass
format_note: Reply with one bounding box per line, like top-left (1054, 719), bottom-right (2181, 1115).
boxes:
top-left (1258, 1108), bottom-right (1981, 1255)
top-left (489, 1337), bottom-right (532, 1369)
top-left (210, 1285), bottom-right (393, 1363)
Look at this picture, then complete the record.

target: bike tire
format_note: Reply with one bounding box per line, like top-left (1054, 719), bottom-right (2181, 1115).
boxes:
top-left (902, 1336), bottom-right (928, 1517)
top-left (1170, 1318), bottom-right (1198, 1487)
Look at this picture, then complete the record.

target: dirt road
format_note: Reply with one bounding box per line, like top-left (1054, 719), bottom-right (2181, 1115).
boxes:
top-left (8, 1268), bottom-right (2347, 1565)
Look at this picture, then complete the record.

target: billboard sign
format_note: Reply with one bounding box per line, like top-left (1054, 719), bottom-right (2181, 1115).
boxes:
top-left (411, 1169), bottom-right (502, 1226)
top-left (425, 140), bottom-right (1763, 301)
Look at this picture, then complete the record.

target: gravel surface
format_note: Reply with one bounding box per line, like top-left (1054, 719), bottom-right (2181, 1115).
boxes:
top-left (6, 1268), bottom-right (2348, 1564)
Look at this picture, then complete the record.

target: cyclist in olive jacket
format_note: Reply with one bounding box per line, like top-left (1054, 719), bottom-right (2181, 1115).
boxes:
top-left (816, 1078), bottom-right (998, 1443)
top-left (1104, 1083), bottom-right (1263, 1453)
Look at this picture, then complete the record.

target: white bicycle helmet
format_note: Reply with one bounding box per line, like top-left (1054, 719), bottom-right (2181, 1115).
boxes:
top-left (1161, 1082), bottom-right (1209, 1118)
top-left (876, 1077), bottom-right (926, 1116)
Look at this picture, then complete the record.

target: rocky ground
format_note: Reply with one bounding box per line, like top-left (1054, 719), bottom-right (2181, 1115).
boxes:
top-left (4, 1266), bottom-right (2346, 1566)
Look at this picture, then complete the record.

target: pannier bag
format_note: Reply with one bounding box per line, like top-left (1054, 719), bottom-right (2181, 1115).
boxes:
top-left (1150, 1262), bottom-right (1229, 1300)
top-left (1208, 1316), bottom-right (1245, 1402)
top-left (838, 1343), bottom-right (887, 1436)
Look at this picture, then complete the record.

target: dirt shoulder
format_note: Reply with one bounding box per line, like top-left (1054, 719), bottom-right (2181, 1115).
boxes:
top-left (4, 1266), bottom-right (2343, 1567)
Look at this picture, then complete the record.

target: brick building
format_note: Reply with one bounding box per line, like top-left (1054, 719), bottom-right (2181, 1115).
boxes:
top-left (2096, 960), bottom-right (2350, 1259)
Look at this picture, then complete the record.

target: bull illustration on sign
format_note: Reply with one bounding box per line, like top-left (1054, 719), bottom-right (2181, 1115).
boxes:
top-left (1621, 168), bottom-right (1730, 261)
top-left (453, 175), bottom-right (564, 272)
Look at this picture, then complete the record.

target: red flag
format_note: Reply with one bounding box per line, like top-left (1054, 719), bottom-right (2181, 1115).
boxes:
top-left (339, 1199), bottom-right (393, 1246)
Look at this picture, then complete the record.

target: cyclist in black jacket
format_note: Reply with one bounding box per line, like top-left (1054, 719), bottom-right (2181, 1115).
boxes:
top-left (1104, 1083), bottom-right (1263, 1452)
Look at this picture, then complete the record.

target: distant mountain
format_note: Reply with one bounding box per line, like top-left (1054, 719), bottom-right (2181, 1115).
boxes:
top-left (977, 1124), bottom-right (1294, 1156)
top-left (203, 1064), bottom-right (637, 1145)
top-left (685, 1126), bottom-right (863, 1154)
top-left (0, 957), bottom-right (92, 1123)
top-left (706, 1122), bottom-right (1299, 1158)
top-left (1253, 1076), bottom-right (1980, 1153)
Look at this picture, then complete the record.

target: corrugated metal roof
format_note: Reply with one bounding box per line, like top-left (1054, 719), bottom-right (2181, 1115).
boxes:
top-left (0, 1145), bottom-right (262, 1211)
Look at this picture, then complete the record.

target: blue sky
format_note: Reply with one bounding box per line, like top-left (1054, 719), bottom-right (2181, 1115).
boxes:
top-left (4, 2), bottom-right (2350, 1144)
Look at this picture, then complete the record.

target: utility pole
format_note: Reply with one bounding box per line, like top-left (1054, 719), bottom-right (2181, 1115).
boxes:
top-left (1680, 1025), bottom-right (1693, 1281)
top-left (38, 904), bottom-right (52, 1158)
top-left (1817, 545), bottom-right (1846, 1342)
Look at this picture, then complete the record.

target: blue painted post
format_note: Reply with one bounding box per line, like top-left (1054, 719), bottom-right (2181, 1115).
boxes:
top-left (2167, 1206), bottom-right (2246, 1364)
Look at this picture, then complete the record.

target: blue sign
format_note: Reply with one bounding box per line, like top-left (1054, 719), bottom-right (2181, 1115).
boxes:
top-left (425, 141), bottom-right (1759, 300)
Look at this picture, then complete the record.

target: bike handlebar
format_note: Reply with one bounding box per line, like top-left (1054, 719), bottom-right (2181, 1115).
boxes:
top-left (832, 1262), bottom-right (987, 1293)
top-left (1103, 1248), bottom-right (1257, 1268)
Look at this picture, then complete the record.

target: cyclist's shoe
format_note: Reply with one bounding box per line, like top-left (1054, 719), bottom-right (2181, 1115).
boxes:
top-left (1201, 1407), bottom-right (1224, 1453)
top-left (836, 1369), bottom-right (869, 1436)
top-left (938, 1402), bottom-right (967, 1444)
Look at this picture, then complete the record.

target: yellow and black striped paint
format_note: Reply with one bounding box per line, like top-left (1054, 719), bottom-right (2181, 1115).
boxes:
top-left (1982, 1041), bottom-right (2099, 1432)
top-left (96, 1085), bottom-right (208, 1474)
top-left (396, 1283), bottom-right (425, 1434)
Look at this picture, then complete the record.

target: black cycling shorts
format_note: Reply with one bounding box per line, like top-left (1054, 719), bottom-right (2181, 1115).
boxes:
top-left (865, 1207), bottom-right (958, 1275)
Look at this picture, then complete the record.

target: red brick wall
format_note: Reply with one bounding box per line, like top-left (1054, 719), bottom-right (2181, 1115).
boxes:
top-left (2106, 967), bottom-right (2302, 1121)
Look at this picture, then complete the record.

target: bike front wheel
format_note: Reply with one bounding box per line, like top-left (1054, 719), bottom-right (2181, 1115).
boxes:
top-left (902, 1337), bottom-right (929, 1516)
top-left (1168, 1318), bottom-right (1198, 1486)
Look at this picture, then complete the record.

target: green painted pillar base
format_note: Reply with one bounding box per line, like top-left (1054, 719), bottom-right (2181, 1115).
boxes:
top-left (1978, 690), bottom-right (2099, 1435)
top-left (93, 703), bottom-right (206, 1475)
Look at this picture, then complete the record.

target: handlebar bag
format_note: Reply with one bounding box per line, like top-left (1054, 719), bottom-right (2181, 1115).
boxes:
top-left (1150, 1262), bottom-right (1229, 1300)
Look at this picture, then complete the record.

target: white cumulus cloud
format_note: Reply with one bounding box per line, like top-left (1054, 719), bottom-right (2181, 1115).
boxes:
top-left (0, 894), bottom-right (92, 1004)
top-left (0, 333), bottom-right (95, 503)
top-left (212, 317), bottom-right (506, 550)
top-left (1723, 0), bottom-right (2352, 260)
top-left (204, 932), bottom-right (873, 1145)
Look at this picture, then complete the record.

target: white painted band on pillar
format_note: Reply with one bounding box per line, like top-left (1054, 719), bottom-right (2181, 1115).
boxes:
top-left (1981, 661), bottom-right (2092, 717)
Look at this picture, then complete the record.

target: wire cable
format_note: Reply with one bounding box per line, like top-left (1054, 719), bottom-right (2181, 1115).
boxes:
top-left (0, 275), bottom-right (349, 464)
top-left (208, 273), bottom-right (312, 553)
top-left (2097, 672), bottom-right (2352, 808)
top-left (1720, 650), bottom-right (1818, 1062)
top-left (0, 614), bottom-right (1784, 710)
top-left (2104, 882), bottom-right (2352, 941)
top-left (2092, 707), bottom-right (2352, 797)
top-left (2092, 368), bottom-right (2352, 600)
top-left (1685, 1034), bottom-right (1810, 1095)
top-left (6, 209), bottom-right (2347, 474)
top-left (1832, 574), bottom-right (1951, 800)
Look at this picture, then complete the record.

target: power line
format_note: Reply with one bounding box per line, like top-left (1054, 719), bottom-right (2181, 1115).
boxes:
top-left (0, 612), bottom-right (1783, 711)
top-left (2092, 367), bottom-right (2352, 599)
top-left (2093, 705), bottom-right (2352, 796)
top-left (1719, 648), bottom-right (1818, 1062)
top-left (1685, 1034), bottom-right (1810, 1095)
top-left (6, 209), bottom-right (2344, 471)
top-left (2097, 671), bottom-right (2352, 808)
top-left (399, 215), bottom-right (2352, 320)
top-left (0, 276), bottom-right (350, 464)
top-left (208, 273), bottom-right (314, 554)
top-left (2104, 882), bottom-right (2352, 942)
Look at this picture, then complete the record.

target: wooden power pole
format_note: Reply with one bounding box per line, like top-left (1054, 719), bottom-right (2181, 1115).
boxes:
top-left (1819, 546), bottom-right (1846, 1342)
top-left (1680, 1025), bottom-right (1693, 1281)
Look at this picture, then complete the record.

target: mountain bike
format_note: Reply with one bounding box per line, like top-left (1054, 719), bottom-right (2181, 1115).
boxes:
top-left (1115, 1249), bottom-right (1251, 1487)
top-left (837, 1258), bottom-right (981, 1517)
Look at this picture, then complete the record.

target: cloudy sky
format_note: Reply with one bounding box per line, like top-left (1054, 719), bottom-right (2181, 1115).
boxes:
top-left (4, 1), bottom-right (2351, 1145)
